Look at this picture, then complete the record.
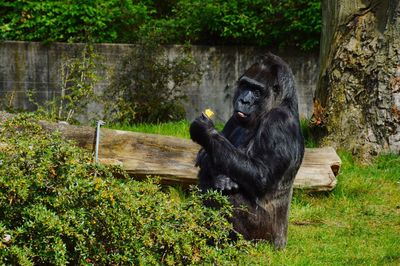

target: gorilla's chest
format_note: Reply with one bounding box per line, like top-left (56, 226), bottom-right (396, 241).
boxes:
top-left (228, 127), bottom-right (254, 149)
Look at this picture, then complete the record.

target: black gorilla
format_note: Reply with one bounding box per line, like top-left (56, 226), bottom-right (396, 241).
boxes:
top-left (189, 53), bottom-right (304, 249)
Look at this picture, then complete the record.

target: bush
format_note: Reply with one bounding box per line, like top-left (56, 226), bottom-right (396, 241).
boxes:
top-left (0, 0), bottom-right (150, 43)
top-left (29, 44), bottom-right (101, 124)
top-left (0, 113), bottom-right (249, 265)
top-left (103, 35), bottom-right (202, 124)
top-left (150, 0), bottom-right (321, 50)
top-left (0, 0), bottom-right (321, 50)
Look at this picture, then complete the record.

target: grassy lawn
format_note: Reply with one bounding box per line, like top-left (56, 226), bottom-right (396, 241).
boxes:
top-left (245, 152), bottom-right (400, 265)
top-left (111, 121), bottom-right (400, 265)
top-left (107, 121), bottom-right (192, 139)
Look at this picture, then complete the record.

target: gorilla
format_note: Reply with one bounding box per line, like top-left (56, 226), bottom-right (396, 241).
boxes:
top-left (189, 53), bottom-right (304, 249)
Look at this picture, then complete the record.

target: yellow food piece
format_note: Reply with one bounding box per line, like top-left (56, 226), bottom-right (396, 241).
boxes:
top-left (204, 109), bottom-right (214, 118)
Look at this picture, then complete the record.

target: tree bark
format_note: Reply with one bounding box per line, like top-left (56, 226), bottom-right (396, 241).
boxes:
top-left (315, 0), bottom-right (400, 157)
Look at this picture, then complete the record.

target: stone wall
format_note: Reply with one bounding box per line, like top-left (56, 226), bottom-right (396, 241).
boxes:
top-left (0, 41), bottom-right (318, 122)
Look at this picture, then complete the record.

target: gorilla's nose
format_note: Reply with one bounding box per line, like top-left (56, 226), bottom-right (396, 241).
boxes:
top-left (240, 98), bottom-right (250, 105)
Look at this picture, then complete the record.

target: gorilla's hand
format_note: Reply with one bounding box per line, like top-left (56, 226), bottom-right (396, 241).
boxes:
top-left (215, 175), bottom-right (239, 193)
top-left (190, 114), bottom-right (215, 147)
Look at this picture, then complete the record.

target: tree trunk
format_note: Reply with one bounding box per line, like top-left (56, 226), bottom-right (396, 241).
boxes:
top-left (315, 0), bottom-right (400, 158)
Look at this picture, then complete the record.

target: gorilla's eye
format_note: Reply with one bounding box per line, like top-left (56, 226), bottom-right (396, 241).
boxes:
top-left (253, 89), bottom-right (261, 98)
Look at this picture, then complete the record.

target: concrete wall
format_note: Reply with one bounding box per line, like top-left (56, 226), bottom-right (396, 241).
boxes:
top-left (0, 41), bottom-right (318, 122)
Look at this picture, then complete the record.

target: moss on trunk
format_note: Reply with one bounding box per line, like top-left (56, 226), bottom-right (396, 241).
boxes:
top-left (315, 0), bottom-right (400, 158)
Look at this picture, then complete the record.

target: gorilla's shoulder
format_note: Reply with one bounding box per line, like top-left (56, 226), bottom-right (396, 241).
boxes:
top-left (260, 107), bottom-right (302, 140)
top-left (264, 106), bottom-right (295, 124)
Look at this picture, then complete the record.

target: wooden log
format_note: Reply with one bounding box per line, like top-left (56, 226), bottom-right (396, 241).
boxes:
top-left (0, 111), bottom-right (340, 192)
top-left (38, 121), bottom-right (341, 191)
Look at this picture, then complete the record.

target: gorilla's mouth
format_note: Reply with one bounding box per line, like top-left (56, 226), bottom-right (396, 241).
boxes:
top-left (237, 111), bottom-right (247, 118)
top-left (236, 111), bottom-right (249, 119)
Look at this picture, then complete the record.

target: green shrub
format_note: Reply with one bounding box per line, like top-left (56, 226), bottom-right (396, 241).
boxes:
top-left (0, 114), bottom-right (249, 265)
top-left (0, 0), bottom-right (150, 43)
top-left (151, 0), bottom-right (321, 50)
top-left (103, 35), bottom-right (202, 124)
top-left (0, 0), bottom-right (321, 50)
top-left (28, 44), bottom-right (101, 124)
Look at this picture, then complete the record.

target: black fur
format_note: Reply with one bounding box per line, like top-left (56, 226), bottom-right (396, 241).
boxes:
top-left (190, 53), bottom-right (304, 249)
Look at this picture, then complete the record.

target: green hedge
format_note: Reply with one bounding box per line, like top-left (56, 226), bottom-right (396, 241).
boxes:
top-left (0, 114), bottom-right (249, 265)
top-left (0, 0), bottom-right (321, 50)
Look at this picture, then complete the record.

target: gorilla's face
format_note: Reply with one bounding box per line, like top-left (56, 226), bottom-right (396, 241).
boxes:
top-left (233, 62), bottom-right (280, 127)
top-left (234, 76), bottom-right (265, 124)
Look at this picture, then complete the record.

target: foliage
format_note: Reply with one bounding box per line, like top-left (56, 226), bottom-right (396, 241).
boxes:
top-left (0, 114), bottom-right (250, 265)
top-left (0, 0), bottom-right (150, 43)
top-left (103, 36), bottom-right (202, 124)
top-left (0, 0), bottom-right (321, 50)
top-left (29, 44), bottom-right (101, 123)
top-left (151, 0), bottom-right (321, 50)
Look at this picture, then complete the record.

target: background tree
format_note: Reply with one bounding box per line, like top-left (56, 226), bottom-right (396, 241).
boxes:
top-left (314, 0), bottom-right (400, 158)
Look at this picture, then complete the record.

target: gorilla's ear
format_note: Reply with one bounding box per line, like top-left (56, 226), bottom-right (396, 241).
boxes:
top-left (272, 84), bottom-right (280, 94)
top-left (271, 60), bottom-right (297, 103)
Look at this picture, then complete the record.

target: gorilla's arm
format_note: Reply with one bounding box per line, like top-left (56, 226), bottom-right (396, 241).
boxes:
top-left (190, 108), bottom-right (301, 199)
top-left (195, 116), bottom-right (237, 167)
top-left (195, 116), bottom-right (240, 192)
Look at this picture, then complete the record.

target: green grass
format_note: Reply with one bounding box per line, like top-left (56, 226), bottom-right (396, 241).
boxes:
top-left (108, 119), bottom-right (317, 147)
top-left (243, 152), bottom-right (400, 265)
top-left (301, 118), bottom-right (319, 148)
top-left (107, 120), bottom-right (192, 138)
top-left (110, 121), bottom-right (400, 265)
top-left (106, 120), bottom-right (224, 139)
